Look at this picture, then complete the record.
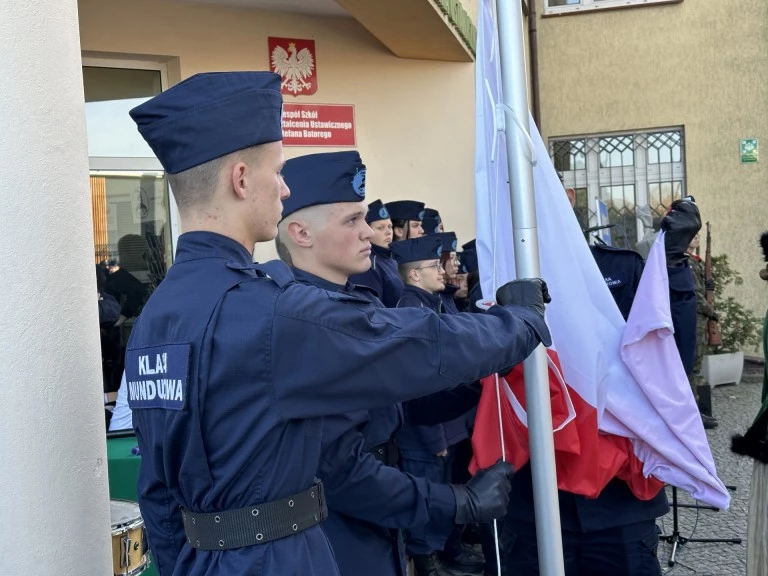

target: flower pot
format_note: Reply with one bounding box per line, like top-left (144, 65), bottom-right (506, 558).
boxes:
top-left (702, 351), bottom-right (745, 386)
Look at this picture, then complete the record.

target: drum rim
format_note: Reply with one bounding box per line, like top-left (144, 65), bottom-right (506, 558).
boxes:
top-left (110, 499), bottom-right (143, 533)
top-left (111, 517), bottom-right (145, 535)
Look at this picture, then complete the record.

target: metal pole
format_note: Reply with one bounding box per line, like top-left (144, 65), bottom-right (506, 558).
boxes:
top-left (494, 1), bottom-right (565, 574)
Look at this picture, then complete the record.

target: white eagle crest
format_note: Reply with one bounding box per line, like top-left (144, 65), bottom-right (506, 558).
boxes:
top-left (271, 42), bottom-right (315, 94)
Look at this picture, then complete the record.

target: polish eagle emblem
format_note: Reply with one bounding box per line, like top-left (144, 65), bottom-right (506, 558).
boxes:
top-left (271, 41), bottom-right (315, 95)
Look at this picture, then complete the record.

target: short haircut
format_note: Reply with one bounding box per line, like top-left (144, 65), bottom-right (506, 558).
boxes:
top-left (398, 261), bottom-right (421, 284)
top-left (275, 204), bottom-right (332, 264)
top-left (167, 145), bottom-right (264, 212)
top-left (275, 234), bottom-right (293, 266)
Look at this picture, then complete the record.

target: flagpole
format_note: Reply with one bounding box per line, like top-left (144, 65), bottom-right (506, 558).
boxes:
top-left (493, 1), bottom-right (565, 575)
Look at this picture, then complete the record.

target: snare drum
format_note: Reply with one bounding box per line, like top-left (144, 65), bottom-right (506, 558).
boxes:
top-left (111, 500), bottom-right (149, 576)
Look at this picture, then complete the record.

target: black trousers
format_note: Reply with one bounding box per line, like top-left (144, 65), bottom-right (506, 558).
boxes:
top-left (502, 519), bottom-right (662, 576)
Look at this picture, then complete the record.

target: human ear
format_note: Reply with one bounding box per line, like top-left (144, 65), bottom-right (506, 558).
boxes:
top-left (287, 220), bottom-right (313, 248)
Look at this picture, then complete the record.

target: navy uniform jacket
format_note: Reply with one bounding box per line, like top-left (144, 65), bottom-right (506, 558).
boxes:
top-left (396, 286), bottom-right (477, 458)
top-left (349, 244), bottom-right (403, 308)
top-left (440, 284), bottom-right (460, 316)
top-left (292, 268), bottom-right (453, 576)
top-left (126, 232), bottom-right (550, 576)
top-left (589, 245), bottom-right (645, 320)
top-left (507, 245), bottom-right (669, 533)
top-left (669, 263), bottom-right (697, 374)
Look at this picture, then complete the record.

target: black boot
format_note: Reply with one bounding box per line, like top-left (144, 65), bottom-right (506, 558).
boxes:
top-left (412, 554), bottom-right (443, 576)
top-left (701, 412), bottom-right (719, 429)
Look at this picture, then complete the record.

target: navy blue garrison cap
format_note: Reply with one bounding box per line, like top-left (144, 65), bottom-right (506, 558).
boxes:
top-left (129, 71), bottom-right (283, 174)
top-left (391, 235), bottom-right (443, 265)
top-left (422, 208), bottom-right (442, 235)
top-left (366, 200), bottom-right (390, 224)
top-left (385, 200), bottom-right (425, 222)
top-left (280, 151), bottom-right (366, 220)
top-left (459, 245), bottom-right (479, 274)
top-left (437, 231), bottom-right (457, 253)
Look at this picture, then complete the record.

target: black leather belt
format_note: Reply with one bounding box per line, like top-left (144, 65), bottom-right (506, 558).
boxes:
top-left (369, 440), bottom-right (399, 467)
top-left (181, 481), bottom-right (327, 550)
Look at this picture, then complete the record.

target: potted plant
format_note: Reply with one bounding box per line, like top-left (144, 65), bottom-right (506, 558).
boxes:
top-left (702, 254), bottom-right (763, 386)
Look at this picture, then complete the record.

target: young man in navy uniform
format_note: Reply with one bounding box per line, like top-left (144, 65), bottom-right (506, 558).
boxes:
top-left (392, 236), bottom-right (485, 576)
top-left (276, 150), bottom-right (516, 576)
top-left (348, 199), bottom-right (404, 307)
top-left (126, 71), bottom-right (553, 576)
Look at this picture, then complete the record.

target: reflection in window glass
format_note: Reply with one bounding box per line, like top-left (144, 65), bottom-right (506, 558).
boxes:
top-left (549, 0), bottom-right (581, 5)
top-left (600, 184), bottom-right (637, 248)
top-left (92, 171), bottom-right (171, 406)
top-left (648, 181), bottom-right (683, 217)
top-left (551, 128), bottom-right (685, 250)
top-left (573, 187), bottom-right (590, 230)
top-left (647, 131), bottom-right (682, 164)
top-left (552, 139), bottom-right (587, 171)
top-left (599, 136), bottom-right (634, 168)
top-left (83, 67), bottom-right (162, 157)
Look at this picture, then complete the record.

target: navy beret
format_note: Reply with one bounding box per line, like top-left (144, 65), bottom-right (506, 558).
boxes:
top-left (130, 71), bottom-right (283, 174)
top-left (386, 200), bottom-right (425, 222)
top-left (366, 200), bottom-right (390, 223)
top-left (280, 151), bottom-right (366, 220)
top-left (422, 208), bottom-right (442, 235)
top-left (391, 235), bottom-right (443, 265)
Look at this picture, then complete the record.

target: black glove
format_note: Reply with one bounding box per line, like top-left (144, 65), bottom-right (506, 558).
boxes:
top-left (704, 279), bottom-right (715, 292)
top-left (496, 278), bottom-right (551, 317)
top-left (451, 459), bottom-right (515, 524)
top-left (662, 197), bottom-right (702, 267)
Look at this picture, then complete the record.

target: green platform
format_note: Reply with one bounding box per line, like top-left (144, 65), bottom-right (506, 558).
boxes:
top-left (107, 434), bottom-right (159, 576)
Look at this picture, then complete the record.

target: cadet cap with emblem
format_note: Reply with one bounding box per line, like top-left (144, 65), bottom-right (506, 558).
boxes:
top-left (129, 71), bottom-right (283, 174)
top-left (458, 250), bottom-right (479, 274)
top-left (280, 151), bottom-right (367, 221)
top-left (422, 208), bottom-right (442, 235)
top-left (385, 200), bottom-right (425, 222)
top-left (436, 231), bottom-right (458, 253)
top-left (391, 235), bottom-right (444, 265)
top-left (459, 240), bottom-right (479, 274)
top-left (366, 200), bottom-right (390, 224)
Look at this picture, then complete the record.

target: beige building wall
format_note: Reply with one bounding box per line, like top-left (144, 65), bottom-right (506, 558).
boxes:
top-left (537, 0), bottom-right (768, 322)
top-left (78, 0), bottom-right (478, 262)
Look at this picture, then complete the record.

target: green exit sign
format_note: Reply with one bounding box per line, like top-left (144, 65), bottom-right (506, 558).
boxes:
top-left (740, 139), bottom-right (759, 163)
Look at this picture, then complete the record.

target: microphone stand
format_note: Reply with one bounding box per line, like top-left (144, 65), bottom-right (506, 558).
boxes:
top-left (659, 485), bottom-right (742, 568)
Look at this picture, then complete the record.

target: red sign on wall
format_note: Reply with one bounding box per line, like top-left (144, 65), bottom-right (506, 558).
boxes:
top-left (282, 104), bottom-right (356, 147)
top-left (268, 37), bottom-right (318, 96)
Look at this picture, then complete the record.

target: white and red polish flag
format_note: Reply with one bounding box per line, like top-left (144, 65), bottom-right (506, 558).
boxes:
top-left (469, 0), bottom-right (728, 508)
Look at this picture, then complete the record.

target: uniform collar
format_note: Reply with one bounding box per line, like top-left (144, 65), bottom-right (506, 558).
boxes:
top-left (174, 231), bottom-right (254, 265)
top-left (403, 284), bottom-right (442, 312)
top-left (372, 243), bottom-right (392, 258)
top-left (292, 267), bottom-right (349, 292)
top-left (441, 283), bottom-right (459, 297)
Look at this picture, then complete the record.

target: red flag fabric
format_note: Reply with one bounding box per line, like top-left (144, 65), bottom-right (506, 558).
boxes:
top-left (470, 350), bottom-right (664, 500)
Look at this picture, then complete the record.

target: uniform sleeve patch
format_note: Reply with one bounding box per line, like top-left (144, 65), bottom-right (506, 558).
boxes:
top-left (125, 343), bottom-right (190, 411)
top-left (604, 273), bottom-right (627, 289)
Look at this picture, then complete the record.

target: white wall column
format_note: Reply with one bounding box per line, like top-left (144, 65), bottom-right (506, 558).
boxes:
top-left (0, 1), bottom-right (112, 574)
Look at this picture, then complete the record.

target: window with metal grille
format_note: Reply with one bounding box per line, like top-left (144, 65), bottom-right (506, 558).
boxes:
top-left (545, 0), bottom-right (681, 16)
top-left (550, 128), bottom-right (685, 249)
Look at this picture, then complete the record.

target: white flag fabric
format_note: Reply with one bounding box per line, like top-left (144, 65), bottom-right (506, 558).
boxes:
top-left (473, 0), bottom-right (729, 509)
